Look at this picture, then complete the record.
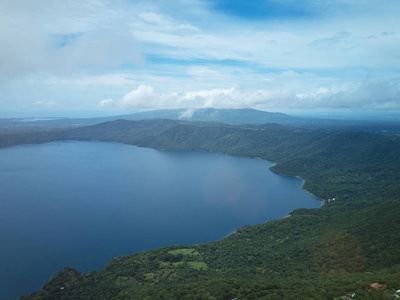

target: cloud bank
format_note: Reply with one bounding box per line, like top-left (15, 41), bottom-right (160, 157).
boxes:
top-left (1, 0), bottom-right (400, 113)
top-left (108, 77), bottom-right (400, 111)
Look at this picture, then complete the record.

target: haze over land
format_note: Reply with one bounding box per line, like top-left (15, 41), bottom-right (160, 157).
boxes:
top-left (1, 0), bottom-right (400, 118)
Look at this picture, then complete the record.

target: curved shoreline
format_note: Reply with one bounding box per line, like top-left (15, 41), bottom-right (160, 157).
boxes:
top-left (2, 140), bottom-right (325, 299)
top-left (253, 157), bottom-right (325, 203)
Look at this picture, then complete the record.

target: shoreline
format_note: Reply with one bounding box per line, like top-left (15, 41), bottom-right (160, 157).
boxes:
top-left (253, 156), bottom-right (325, 205)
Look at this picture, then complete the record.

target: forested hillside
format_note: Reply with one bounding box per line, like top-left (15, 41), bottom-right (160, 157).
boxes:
top-left (2, 118), bottom-right (399, 299)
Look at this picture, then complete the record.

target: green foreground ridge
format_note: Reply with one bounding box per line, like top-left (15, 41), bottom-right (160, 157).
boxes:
top-left (1, 115), bottom-right (399, 299)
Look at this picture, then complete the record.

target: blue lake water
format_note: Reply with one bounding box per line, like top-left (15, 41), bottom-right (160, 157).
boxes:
top-left (0, 141), bottom-right (321, 299)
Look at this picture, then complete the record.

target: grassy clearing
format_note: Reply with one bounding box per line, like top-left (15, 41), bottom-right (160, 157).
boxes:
top-left (168, 248), bottom-right (200, 256)
top-left (172, 261), bottom-right (208, 270)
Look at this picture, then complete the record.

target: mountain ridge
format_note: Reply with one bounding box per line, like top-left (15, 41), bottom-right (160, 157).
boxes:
top-left (2, 108), bottom-right (399, 135)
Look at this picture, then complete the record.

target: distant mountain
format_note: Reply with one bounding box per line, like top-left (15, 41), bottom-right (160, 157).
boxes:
top-left (122, 108), bottom-right (299, 124)
top-left (0, 108), bottom-right (302, 127)
top-left (105, 108), bottom-right (400, 133)
top-left (83, 108), bottom-right (382, 127)
top-left (2, 108), bottom-right (400, 134)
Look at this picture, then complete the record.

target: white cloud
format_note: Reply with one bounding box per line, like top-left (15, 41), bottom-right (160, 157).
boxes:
top-left (51, 26), bottom-right (142, 74)
top-left (1, 0), bottom-right (400, 113)
top-left (0, 0), bottom-right (142, 81)
top-left (308, 31), bottom-right (350, 50)
top-left (125, 0), bottom-right (400, 70)
top-left (186, 66), bottom-right (222, 78)
top-left (180, 88), bottom-right (241, 108)
top-left (116, 75), bottom-right (400, 111)
top-left (44, 74), bottom-right (137, 86)
top-left (325, 79), bottom-right (400, 110)
top-left (137, 12), bottom-right (200, 33)
top-left (34, 101), bottom-right (56, 107)
top-left (179, 108), bottom-right (196, 119)
top-left (272, 79), bottom-right (400, 110)
top-left (118, 85), bottom-right (158, 109)
top-left (118, 86), bottom-right (244, 110)
top-left (98, 99), bottom-right (114, 107)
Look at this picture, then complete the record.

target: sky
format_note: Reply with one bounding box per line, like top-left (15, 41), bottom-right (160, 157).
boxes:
top-left (1, 0), bottom-right (400, 117)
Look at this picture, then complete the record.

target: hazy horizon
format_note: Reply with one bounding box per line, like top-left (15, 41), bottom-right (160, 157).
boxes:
top-left (2, 108), bottom-right (400, 122)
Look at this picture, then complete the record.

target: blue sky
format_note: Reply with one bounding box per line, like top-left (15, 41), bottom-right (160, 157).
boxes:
top-left (213, 0), bottom-right (314, 19)
top-left (1, 0), bottom-right (400, 117)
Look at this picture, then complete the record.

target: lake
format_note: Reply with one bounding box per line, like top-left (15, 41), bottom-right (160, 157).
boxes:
top-left (0, 141), bottom-right (321, 299)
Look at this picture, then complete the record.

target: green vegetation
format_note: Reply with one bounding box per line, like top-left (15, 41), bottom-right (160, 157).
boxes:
top-left (3, 117), bottom-right (399, 299)
top-left (168, 248), bottom-right (201, 257)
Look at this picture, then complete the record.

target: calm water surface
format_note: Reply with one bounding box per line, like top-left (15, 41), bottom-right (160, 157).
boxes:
top-left (0, 141), bottom-right (321, 299)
